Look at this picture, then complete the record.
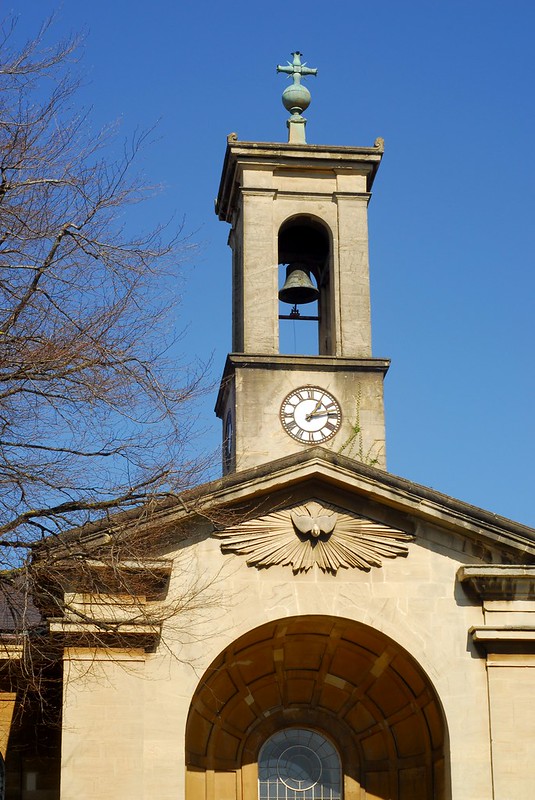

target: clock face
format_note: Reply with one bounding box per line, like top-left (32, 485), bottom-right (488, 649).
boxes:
top-left (280, 386), bottom-right (342, 444)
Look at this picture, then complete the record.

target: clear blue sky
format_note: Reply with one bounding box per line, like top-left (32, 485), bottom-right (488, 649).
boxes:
top-left (16, 1), bottom-right (535, 526)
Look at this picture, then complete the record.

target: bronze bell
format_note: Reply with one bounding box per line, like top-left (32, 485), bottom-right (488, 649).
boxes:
top-left (278, 263), bottom-right (319, 305)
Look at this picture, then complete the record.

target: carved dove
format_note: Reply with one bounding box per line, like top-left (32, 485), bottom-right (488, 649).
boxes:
top-left (214, 499), bottom-right (413, 574)
top-left (291, 511), bottom-right (337, 538)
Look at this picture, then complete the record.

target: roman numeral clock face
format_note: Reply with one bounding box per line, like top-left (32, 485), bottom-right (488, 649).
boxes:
top-left (280, 386), bottom-right (342, 444)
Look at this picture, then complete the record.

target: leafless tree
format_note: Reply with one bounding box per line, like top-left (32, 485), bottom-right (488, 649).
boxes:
top-left (0, 16), bottom-right (217, 698)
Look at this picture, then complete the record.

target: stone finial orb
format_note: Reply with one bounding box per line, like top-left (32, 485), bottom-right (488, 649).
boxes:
top-left (282, 82), bottom-right (312, 116)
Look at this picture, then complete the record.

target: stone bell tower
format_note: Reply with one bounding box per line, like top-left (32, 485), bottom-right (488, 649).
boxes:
top-left (215, 52), bottom-right (389, 474)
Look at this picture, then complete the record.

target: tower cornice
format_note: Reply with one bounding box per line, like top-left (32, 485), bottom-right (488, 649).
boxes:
top-left (216, 136), bottom-right (384, 223)
top-left (214, 353), bottom-right (390, 417)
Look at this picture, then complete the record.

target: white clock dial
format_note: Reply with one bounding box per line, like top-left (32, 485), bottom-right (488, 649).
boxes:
top-left (280, 386), bottom-right (342, 443)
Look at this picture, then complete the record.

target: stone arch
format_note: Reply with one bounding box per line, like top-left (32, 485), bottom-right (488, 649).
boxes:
top-left (277, 215), bottom-right (333, 355)
top-left (185, 615), bottom-right (450, 800)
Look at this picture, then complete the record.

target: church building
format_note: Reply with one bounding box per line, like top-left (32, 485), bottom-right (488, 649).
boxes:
top-left (2, 52), bottom-right (535, 800)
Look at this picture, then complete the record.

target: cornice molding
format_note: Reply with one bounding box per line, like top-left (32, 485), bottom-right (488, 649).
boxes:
top-left (458, 565), bottom-right (535, 600)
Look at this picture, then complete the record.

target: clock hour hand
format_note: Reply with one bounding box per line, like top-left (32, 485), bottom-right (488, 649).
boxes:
top-left (307, 408), bottom-right (337, 419)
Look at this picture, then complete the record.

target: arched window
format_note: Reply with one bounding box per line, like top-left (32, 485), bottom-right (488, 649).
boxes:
top-left (258, 728), bottom-right (341, 800)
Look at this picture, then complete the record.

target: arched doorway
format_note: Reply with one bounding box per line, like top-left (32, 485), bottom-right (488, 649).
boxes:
top-left (185, 616), bottom-right (449, 799)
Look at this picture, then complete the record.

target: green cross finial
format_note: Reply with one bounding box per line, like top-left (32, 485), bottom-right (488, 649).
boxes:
top-left (276, 51), bottom-right (318, 85)
top-left (276, 52), bottom-right (317, 144)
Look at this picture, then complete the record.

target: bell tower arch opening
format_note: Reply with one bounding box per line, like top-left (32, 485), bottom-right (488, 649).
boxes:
top-left (185, 616), bottom-right (450, 800)
top-left (278, 216), bottom-right (332, 356)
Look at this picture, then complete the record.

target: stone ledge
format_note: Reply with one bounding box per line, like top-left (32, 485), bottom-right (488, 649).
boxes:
top-left (458, 565), bottom-right (535, 600)
top-left (224, 353), bottom-right (390, 370)
top-left (470, 626), bottom-right (535, 644)
top-left (215, 354), bottom-right (390, 414)
top-left (0, 642), bottom-right (23, 661)
top-left (48, 619), bottom-right (162, 653)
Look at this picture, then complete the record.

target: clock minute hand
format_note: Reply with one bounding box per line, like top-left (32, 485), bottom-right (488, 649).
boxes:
top-left (305, 398), bottom-right (323, 421)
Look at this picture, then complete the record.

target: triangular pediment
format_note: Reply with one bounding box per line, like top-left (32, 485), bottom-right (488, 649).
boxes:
top-left (160, 447), bottom-right (535, 566)
top-left (57, 447), bottom-right (535, 569)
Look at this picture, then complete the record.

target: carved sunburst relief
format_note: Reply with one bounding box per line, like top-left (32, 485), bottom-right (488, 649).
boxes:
top-left (213, 500), bottom-right (413, 574)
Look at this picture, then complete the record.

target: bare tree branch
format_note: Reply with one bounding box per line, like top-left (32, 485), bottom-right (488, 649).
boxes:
top-left (0, 15), bottom-right (218, 703)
